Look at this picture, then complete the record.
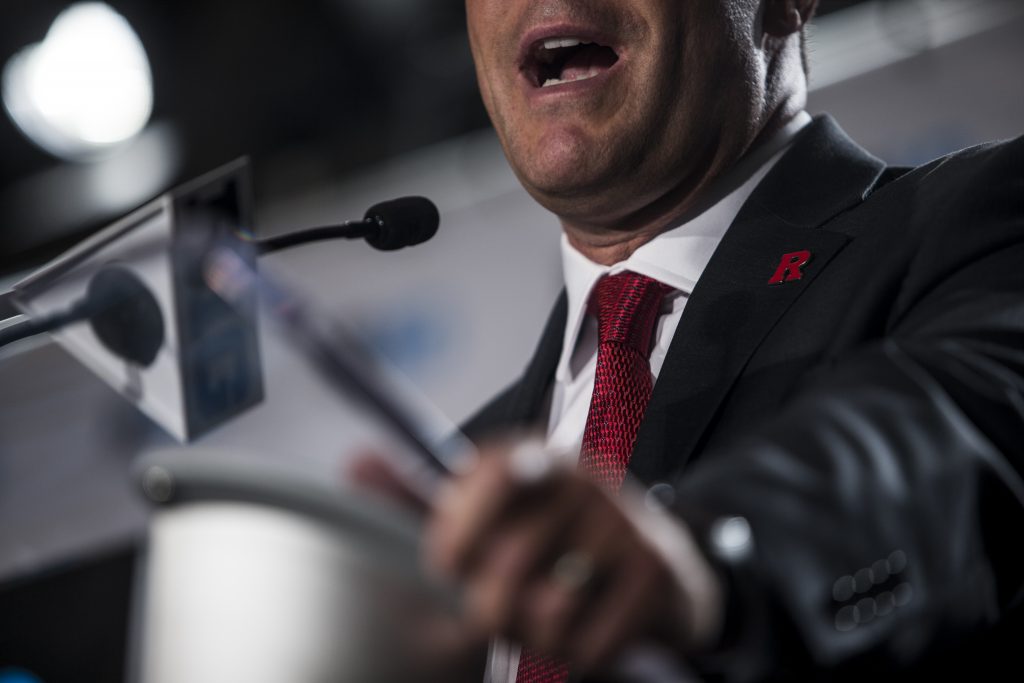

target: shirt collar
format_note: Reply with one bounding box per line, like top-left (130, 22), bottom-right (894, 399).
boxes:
top-left (557, 111), bottom-right (812, 383)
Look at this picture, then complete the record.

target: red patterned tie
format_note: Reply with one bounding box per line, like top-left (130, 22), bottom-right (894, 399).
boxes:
top-left (515, 271), bottom-right (671, 683)
top-left (579, 271), bottom-right (672, 492)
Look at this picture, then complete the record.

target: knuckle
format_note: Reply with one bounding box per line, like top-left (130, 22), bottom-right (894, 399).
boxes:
top-left (635, 548), bottom-right (668, 585)
top-left (528, 583), bottom-right (576, 651)
top-left (467, 577), bottom-right (511, 633)
top-left (489, 530), bottom-right (534, 582)
top-left (423, 522), bottom-right (455, 573)
top-left (573, 634), bottom-right (614, 671)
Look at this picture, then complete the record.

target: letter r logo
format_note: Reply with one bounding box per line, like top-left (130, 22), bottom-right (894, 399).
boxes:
top-left (768, 250), bottom-right (813, 285)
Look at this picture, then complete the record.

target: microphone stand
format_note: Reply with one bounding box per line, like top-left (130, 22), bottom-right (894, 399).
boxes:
top-left (0, 294), bottom-right (96, 349)
top-left (255, 218), bottom-right (379, 255)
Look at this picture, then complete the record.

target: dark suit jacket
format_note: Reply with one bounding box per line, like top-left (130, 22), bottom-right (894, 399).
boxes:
top-left (462, 116), bottom-right (1024, 681)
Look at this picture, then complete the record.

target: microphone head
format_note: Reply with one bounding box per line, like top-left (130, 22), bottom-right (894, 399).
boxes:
top-left (363, 196), bottom-right (440, 251)
top-left (86, 266), bottom-right (165, 367)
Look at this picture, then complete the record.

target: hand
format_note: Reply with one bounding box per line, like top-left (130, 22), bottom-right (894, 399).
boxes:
top-left (421, 440), bottom-right (724, 671)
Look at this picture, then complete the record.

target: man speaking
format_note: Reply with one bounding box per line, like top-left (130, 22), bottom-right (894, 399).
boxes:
top-left (365, 0), bottom-right (1024, 680)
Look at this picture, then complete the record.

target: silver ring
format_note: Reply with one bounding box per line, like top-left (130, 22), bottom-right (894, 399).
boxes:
top-left (551, 550), bottom-right (596, 593)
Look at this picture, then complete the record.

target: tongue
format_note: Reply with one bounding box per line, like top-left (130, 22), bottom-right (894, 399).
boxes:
top-left (559, 44), bottom-right (618, 81)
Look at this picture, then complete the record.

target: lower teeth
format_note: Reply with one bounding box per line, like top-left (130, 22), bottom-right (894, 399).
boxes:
top-left (541, 71), bottom-right (599, 88)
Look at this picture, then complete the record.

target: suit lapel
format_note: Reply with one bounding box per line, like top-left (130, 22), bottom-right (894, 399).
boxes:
top-left (628, 116), bottom-right (887, 484)
top-left (474, 117), bottom-right (886, 481)
top-left (501, 291), bottom-right (567, 428)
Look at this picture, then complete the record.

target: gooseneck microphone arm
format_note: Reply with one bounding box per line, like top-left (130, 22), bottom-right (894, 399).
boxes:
top-left (0, 195), bottom-right (439, 352)
top-left (255, 218), bottom-right (379, 255)
top-left (255, 196), bottom-right (440, 255)
top-left (0, 297), bottom-right (96, 349)
top-left (0, 267), bottom-right (165, 364)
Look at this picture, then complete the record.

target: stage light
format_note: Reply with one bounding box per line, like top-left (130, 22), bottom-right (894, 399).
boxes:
top-left (1, 3), bottom-right (153, 161)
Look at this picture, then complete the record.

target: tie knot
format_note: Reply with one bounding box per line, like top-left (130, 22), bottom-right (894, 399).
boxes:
top-left (588, 271), bottom-right (672, 354)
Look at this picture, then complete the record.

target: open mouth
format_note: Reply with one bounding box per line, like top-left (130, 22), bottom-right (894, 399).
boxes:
top-left (522, 38), bottom-right (620, 89)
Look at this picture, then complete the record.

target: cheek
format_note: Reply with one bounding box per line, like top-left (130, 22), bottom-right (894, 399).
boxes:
top-left (466, 4), bottom-right (517, 122)
top-left (466, 0), bottom-right (515, 58)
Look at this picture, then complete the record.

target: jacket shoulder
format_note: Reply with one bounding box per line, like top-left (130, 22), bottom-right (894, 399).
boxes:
top-left (872, 133), bottom-right (1024, 201)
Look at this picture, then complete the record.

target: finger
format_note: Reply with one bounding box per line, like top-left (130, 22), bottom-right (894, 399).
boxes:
top-left (347, 453), bottom-right (432, 515)
top-left (519, 492), bottom-right (627, 654)
top-left (426, 451), bottom-right (555, 578)
top-left (463, 476), bottom-right (588, 636)
top-left (568, 542), bottom-right (672, 670)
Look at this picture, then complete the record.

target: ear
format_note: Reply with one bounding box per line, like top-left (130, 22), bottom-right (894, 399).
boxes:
top-left (763, 0), bottom-right (819, 37)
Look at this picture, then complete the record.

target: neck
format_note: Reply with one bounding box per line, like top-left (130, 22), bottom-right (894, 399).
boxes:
top-left (562, 104), bottom-right (804, 266)
top-left (564, 227), bottom-right (667, 266)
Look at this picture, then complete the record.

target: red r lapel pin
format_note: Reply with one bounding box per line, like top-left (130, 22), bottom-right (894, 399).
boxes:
top-left (768, 250), bottom-right (813, 285)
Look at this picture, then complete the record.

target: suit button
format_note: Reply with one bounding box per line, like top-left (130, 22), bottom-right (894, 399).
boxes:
top-left (875, 591), bottom-right (896, 616)
top-left (710, 516), bottom-right (753, 561)
top-left (833, 575), bottom-right (855, 602)
top-left (888, 550), bottom-right (908, 574)
top-left (855, 597), bottom-right (876, 624)
top-left (835, 605), bottom-right (858, 632)
top-left (645, 482), bottom-right (677, 509)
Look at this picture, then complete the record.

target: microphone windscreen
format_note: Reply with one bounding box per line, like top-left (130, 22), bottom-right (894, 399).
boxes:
top-left (364, 196), bottom-right (440, 251)
top-left (86, 266), bottom-right (165, 367)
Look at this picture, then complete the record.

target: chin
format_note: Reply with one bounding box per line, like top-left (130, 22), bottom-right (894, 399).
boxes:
top-left (513, 126), bottom-right (613, 202)
top-left (521, 174), bottom-right (629, 225)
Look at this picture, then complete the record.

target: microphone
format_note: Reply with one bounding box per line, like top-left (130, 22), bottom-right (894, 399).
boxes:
top-left (2, 159), bottom-right (265, 443)
top-left (256, 196), bottom-right (440, 255)
top-left (0, 266), bottom-right (164, 364)
top-left (87, 266), bottom-right (165, 367)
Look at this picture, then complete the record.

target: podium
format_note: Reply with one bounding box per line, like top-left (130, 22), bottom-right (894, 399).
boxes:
top-left (0, 160), bottom-right (478, 681)
top-left (132, 450), bottom-right (484, 682)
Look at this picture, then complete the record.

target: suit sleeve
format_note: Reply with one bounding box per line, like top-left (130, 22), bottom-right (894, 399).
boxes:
top-left (675, 141), bottom-right (1024, 679)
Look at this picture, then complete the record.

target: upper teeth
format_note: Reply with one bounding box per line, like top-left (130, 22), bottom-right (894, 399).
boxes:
top-left (543, 37), bottom-right (587, 50)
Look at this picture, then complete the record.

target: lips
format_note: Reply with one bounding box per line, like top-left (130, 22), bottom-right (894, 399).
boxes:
top-left (518, 27), bottom-right (621, 90)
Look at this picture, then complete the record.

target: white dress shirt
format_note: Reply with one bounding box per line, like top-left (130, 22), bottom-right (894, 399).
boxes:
top-left (485, 111), bottom-right (811, 683)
